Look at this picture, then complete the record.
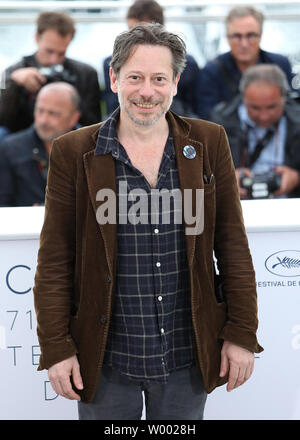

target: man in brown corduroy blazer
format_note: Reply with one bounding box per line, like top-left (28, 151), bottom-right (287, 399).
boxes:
top-left (33, 23), bottom-right (263, 420)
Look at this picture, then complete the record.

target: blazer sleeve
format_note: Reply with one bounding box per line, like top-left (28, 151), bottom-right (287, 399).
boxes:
top-left (33, 138), bottom-right (78, 369)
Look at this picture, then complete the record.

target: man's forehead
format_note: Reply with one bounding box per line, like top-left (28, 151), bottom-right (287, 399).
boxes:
top-left (227, 15), bottom-right (260, 29)
top-left (245, 81), bottom-right (282, 97)
top-left (37, 29), bottom-right (72, 45)
top-left (121, 44), bottom-right (173, 71)
top-left (126, 44), bottom-right (172, 59)
top-left (36, 89), bottom-right (72, 108)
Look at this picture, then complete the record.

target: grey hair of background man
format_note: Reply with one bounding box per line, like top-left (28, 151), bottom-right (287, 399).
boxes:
top-left (239, 64), bottom-right (290, 97)
top-left (37, 81), bottom-right (81, 111)
top-left (110, 23), bottom-right (187, 80)
top-left (226, 6), bottom-right (265, 33)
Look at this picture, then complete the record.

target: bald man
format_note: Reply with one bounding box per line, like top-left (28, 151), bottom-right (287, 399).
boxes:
top-left (0, 82), bottom-right (81, 206)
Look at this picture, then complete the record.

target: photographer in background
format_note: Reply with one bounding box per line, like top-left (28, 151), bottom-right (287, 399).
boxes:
top-left (211, 64), bottom-right (300, 199)
top-left (0, 11), bottom-right (101, 139)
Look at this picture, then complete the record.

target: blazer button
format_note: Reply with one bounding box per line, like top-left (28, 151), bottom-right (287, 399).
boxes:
top-left (100, 315), bottom-right (107, 325)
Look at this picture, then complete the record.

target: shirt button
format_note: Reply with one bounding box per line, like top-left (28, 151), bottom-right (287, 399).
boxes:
top-left (156, 262), bottom-right (161, 267)
top-left (160, 328), bottom-right (165, 334)
top-left (154, 228), bottom-right (159, 234)
top-left (158, 295), bottom-right (162, 302)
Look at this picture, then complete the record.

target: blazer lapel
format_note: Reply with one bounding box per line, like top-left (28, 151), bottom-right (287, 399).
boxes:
top-left (83, 138), bottom-right (117, 277)
top-left (82, 113), bottom-right (206, 271)
top-left (168, 112), bottom-right (205, 266)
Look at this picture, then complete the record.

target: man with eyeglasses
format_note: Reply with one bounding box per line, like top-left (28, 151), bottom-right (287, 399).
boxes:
top-left (198, 6), bottom-right (294, 120)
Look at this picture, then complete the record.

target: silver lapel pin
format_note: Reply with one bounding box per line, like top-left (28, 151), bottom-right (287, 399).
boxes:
top-left (183, 145), bottom-right (196, 159)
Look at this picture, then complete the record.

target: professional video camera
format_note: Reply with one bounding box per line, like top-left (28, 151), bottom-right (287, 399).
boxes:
top-left (240, 170), bottom-right (281, 199)
top-left (38, 64), bottom-right (76, 85)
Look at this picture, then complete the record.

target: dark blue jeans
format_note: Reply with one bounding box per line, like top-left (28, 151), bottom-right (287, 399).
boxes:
top-left (78, 364), bottom-right (207, 420)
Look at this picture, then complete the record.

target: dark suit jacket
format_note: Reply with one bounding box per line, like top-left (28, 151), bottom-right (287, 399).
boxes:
top-left (199, 49), bottom-right (294, 120)
top-left (0, 125), bottom-right (48, 206)
top-left (33, 111), bottom-right (262, 402)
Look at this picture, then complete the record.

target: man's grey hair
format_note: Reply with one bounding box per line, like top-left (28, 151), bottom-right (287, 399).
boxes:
top-left (239, 64), bottom-right (290, 97)
top-left (110, 23), bottom-right (186, 80)
top-left (226, 6), bottom-right (264, 33)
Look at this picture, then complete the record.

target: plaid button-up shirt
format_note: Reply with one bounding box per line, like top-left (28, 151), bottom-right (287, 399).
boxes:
top-left (95, 109), bottom-right (195, 382)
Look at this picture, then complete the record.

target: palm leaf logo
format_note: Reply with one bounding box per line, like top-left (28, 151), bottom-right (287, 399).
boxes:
top-left (272, 256), bottom-right (300, 269)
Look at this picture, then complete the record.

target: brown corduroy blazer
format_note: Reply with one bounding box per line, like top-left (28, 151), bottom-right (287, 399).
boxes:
top-left (33, 111), bottom-right (263, 403)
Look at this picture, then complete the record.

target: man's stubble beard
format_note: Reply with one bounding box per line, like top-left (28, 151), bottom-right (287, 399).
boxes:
top-left (35, 124), bottom-right (69, 143)
top-left (117, 88), bottom-right (174, 127)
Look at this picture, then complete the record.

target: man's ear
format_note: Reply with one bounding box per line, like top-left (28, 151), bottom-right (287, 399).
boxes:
top-left (70, 110), bottom-right (81, 129)
top-left (173, 74), bottom-right (180, 97)
top-left (110, 67), bottom-right (118, 94)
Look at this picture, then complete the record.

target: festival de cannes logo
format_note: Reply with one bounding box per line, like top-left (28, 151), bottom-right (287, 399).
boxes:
top-left (265, 250), bottom-right (300, 277)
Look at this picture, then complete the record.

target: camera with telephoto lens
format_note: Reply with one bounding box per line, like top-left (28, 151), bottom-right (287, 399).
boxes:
top-left (38, 64), bottom-right (76, 85)
top-left (240, 170), bottom-right (281, 199)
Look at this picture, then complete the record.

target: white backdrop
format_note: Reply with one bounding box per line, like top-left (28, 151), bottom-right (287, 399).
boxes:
top-left (0, 238), bottom-right (77, 420)
top-left (205, 230), bottom-right (300, 420)
top-left (0, 201), bottom-right (300, 420)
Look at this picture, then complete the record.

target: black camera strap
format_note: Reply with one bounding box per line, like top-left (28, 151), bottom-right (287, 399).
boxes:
top-left (242, 124), bottom-right (278, 168)
top-left (247, 127), bottom-right (276, 167)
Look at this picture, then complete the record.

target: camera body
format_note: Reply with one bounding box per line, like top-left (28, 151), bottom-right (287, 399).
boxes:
top-left (240, 170), bottom-right (281, 199)
top-left (38, 64), bottom-right (76, 85)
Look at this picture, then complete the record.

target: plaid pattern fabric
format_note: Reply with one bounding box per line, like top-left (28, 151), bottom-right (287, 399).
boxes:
top-left (95, 109), bottom-right (195, 382)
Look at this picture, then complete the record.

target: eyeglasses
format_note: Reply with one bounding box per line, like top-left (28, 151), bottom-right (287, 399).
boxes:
top-left (227, 32), bottom-right (261, 43)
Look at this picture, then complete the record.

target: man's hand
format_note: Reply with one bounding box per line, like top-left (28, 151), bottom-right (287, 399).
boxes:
top-left (274, 165), bottom-right (300, 197)
top-left (10, 67), bottom-right (46, 93)
top-left (48, 355), bottom-right (83, 401)
top-left (219, 341), bottom-right (254, 392)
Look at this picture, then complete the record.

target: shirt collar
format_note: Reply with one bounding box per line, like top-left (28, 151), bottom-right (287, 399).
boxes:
top-left (94, 107), bottom-right (175, 159)
top-left (238, 102), bottom-right (257, 129)
top-left (94, 107), bottom-right (120, 156)
top-left (31, 125), bottom-right (49, 158)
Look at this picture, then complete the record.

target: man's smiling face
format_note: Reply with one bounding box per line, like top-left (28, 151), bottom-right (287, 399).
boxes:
top-left (110, 44), bottom-right (179, 127)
